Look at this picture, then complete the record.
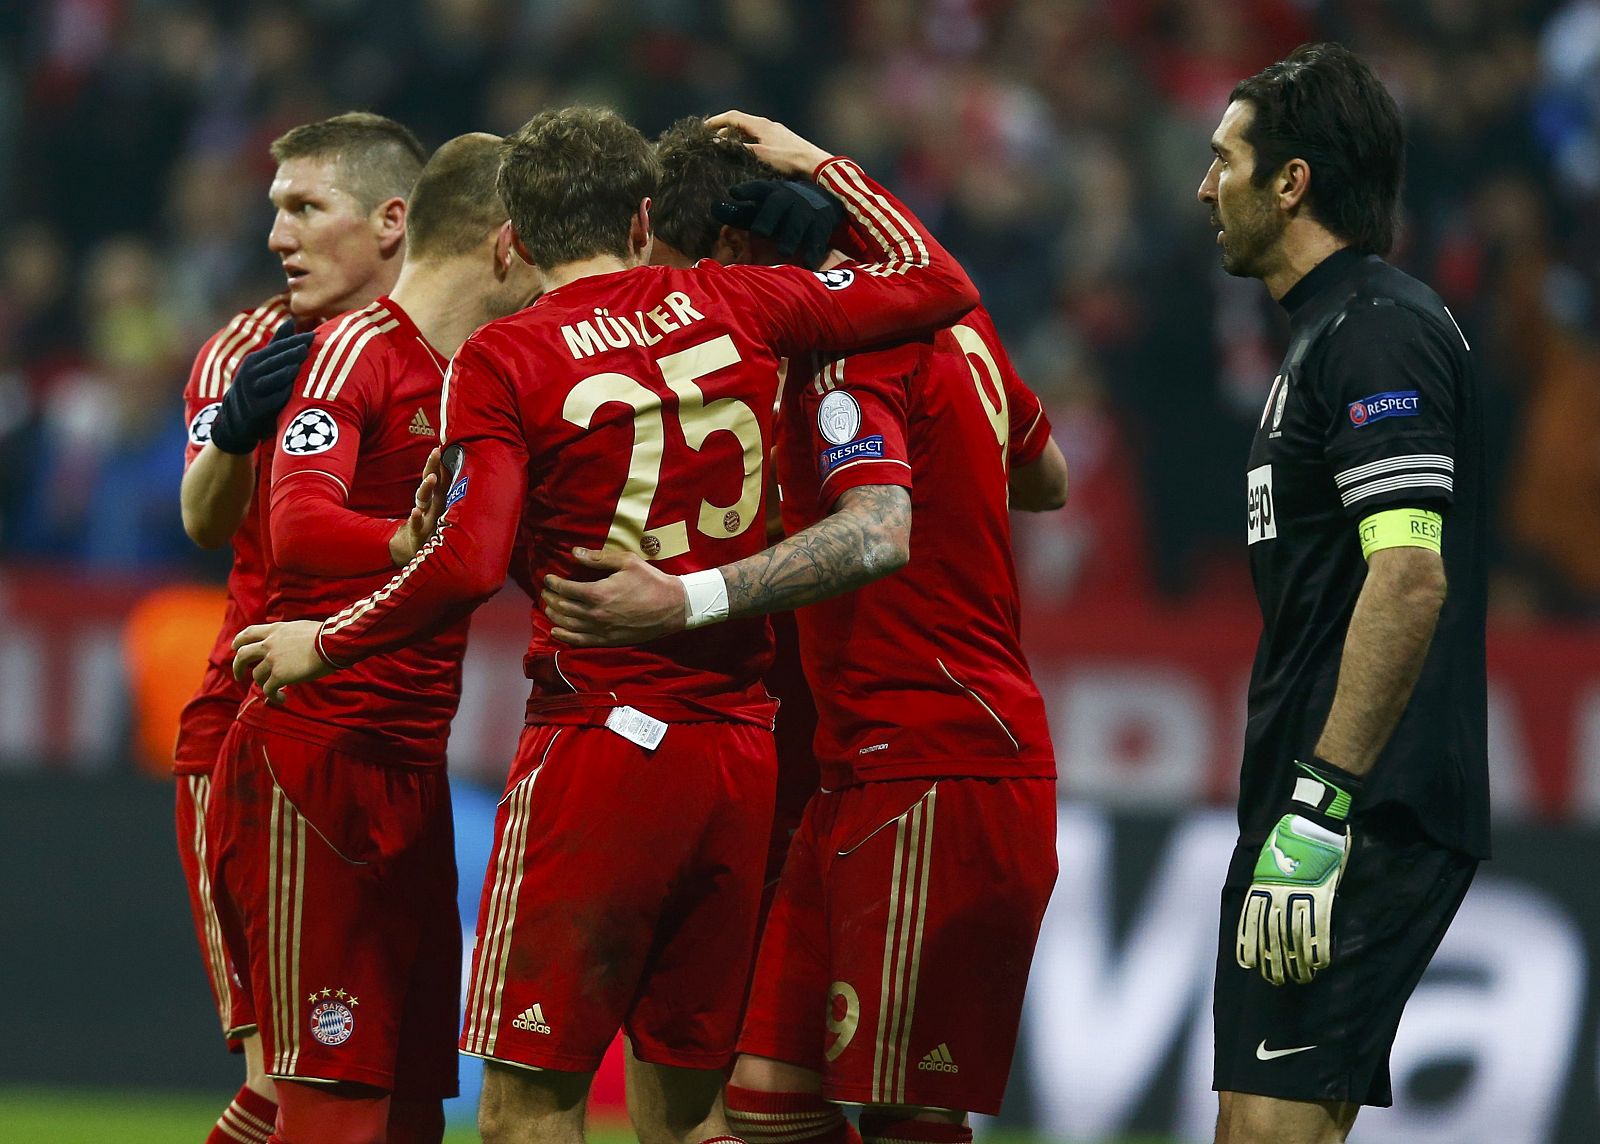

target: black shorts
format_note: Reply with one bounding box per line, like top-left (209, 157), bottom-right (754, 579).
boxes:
top-left (1213, 803), bottom-right (1478, 1107)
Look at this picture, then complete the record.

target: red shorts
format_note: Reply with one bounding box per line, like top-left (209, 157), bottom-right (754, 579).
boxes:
top-left (175, 772), bottom-right (252, 1049)
top-left (206, 723), bottom-right (460, 1097)
top-left (738, 777), bottom-right (1058, 1115)
top-left (460, 720), bottom-right (776, 1072)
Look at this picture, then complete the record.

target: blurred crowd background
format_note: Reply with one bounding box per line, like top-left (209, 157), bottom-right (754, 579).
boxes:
top-left (1, 0), bottom-right (1599, 611)
top-left (9, 8), bottom-right (1600, 1136)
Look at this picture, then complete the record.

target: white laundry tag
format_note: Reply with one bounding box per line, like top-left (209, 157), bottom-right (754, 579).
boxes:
top-left (604, 705), bottom-right (667, 751)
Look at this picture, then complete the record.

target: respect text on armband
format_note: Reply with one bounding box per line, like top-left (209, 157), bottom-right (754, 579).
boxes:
top-left (820, 435), bottom-right (886, 476)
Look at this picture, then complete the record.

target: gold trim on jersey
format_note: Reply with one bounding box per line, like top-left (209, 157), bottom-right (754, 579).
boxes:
top-left (817, 160), bottom-right (928, 278)
top-left (301, 302), bottom-right (399, 401)
top-left (822, 163), bottom-right (911, 273)
top-left (813, 357), bottom-right (845, 395)
top-left (321, 522), bottom-right (444, 639)
top-left (938, 658), bottom-right (1020, 752)
top-left (201, 298), bottom-right (289, 399)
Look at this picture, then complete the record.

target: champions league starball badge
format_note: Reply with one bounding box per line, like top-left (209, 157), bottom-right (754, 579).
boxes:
top-left (283, 407), bottom-right (340, 455)
top-left (188, 401), bottom-right (221, 446)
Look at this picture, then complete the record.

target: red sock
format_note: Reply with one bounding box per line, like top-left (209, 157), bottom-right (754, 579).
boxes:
top-left (207, 1085), bottom-right (278, 1144)
top-left (724, 1085), bottom-right (861, 1144)
top-left (857, 1113), bottom-right (971, 1144)
top-left (269, 1080), bottom-right (390, 1144)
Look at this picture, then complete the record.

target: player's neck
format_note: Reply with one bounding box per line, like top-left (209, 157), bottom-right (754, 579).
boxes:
top-left (389, 259), bottom-right (498, 358)
top-left (1262, 223), bottom-right (1346, 301)
top-left (540, 253), bottom-right (637, 294)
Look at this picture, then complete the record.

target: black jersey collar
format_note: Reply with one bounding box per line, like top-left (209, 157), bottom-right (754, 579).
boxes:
top-left (1279, 245), bottom-right (1367, 320)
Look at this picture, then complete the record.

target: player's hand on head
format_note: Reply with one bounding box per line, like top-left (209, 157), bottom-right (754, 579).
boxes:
top-left (390, 447), bottom-right (446, 566)
top-left (712, 180), bottom-right (845, 270)
top-left (705, 111), bottom-right (832, 179)
top-left (542, 546), bottom-right (688, 648)
top-left (209, 319), bottom-right (316, 454)
top-left (230, 619), bottom-right (334, 704)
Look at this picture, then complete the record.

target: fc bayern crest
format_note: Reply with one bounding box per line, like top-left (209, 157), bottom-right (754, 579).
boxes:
top-left (310, 999), bottom-right (355, 1046)
top-left (817, 390), bottom-right (862, 445)
top-left (283, 408), bottom-right (339, 455)
top-left (188, 402), bottom-right (221, 447)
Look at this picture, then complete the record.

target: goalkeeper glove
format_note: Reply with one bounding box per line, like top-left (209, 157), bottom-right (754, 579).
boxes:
top-left (210, 320), bottom-right (315, 455)
top-left (1236, 757), bottom-right (1364, 986)
top-left (711, 179), bottom-right (845, 270)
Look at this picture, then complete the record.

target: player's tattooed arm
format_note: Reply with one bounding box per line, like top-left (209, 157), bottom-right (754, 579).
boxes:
top-left (542, 485), bottom-right (911, 648)
top-left (720, 484), bottom-right (911, 615)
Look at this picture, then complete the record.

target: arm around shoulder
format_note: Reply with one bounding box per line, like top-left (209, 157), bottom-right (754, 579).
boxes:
top-left (540, 484), bottom-right (912, 648)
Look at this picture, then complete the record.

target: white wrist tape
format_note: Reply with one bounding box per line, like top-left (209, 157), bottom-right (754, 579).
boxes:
top-left (679, 568), bottom-right (729, 630)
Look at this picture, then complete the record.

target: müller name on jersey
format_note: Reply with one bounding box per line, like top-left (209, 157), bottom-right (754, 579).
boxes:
top-left (562, 291), bottom-right (708, 358)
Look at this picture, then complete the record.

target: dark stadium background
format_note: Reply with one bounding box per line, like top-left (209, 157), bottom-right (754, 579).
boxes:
top-left (2, 2), bottom-right (1599, 1141)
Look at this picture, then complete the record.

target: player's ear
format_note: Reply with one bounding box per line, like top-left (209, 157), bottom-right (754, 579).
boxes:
top-left (712, 224), bottom-right (753, 266)
top-left (495, 220), bottom-right (517, 278)
top-left (373, 196), bottom-right (407, 257)
top-left (509, 227), bottom-right (536, 268)
top-left (630, 198), bottom-right (652, 260)
top-left (1278, 158), bottom-right (1311, 212)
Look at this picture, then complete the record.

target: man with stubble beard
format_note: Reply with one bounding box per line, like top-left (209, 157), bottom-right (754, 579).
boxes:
top-left (1197, 43), bottom-right (1487, 1144)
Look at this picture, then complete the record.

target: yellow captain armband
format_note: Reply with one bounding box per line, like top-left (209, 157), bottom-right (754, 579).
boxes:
top-left (1358, 507), bottom-right (1443, 560)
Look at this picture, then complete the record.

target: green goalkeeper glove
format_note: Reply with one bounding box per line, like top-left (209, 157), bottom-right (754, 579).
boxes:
top-left (1236, 757), bottom-right (1364, 986)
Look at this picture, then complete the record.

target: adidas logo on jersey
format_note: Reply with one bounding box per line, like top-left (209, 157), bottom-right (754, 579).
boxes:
top-left (917, 1043), bottom-right (959, 1073)
top-left (409, 408), bottom-right (436, 436)
top-left (512, 1004), bottom-right (551, 1034)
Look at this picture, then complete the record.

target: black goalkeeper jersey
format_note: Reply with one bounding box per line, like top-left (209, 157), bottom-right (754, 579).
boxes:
top-left (1239, 246), bottom-right (1490, 859)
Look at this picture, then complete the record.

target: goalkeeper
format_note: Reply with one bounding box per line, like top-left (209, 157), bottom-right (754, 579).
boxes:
top-left (1196, 44), bottom-right (1489, 1144)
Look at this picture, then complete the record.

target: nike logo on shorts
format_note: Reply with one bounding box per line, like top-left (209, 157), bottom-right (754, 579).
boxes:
top-left (1256, 1040), bottom-right (1317, 1060)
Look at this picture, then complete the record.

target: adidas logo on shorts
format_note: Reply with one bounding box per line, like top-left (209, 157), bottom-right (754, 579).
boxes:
top-left (917, 1043), bottom-right (959, 1073)
top-left (512, 1003), bottom-right (551, 1034)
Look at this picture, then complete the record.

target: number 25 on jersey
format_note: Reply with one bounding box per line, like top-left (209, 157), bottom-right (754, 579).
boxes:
top-left (563, 334), bottom-right (764, 561)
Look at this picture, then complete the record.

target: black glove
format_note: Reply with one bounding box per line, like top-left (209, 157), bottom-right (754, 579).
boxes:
top-left (209, 320), bottom-right (316, 455)
top-left (711, 179), bottom-right (845, 270)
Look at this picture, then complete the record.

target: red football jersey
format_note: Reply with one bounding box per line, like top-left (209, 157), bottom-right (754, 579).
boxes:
top-left (775, 303), bottom-right (1056, 786)
top-left (173, 294), bottom-right (292, 775)
top-left (237, 297), bottom-right (467, 767)
top-left (317, 158), bottom-right (979, 728)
